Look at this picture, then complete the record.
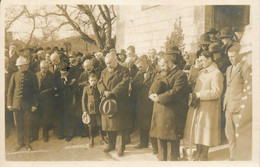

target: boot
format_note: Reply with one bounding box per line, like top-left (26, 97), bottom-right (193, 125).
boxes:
top-left (193, 144), bottom-right (202, 161)
top-left (199, 145), bottom-right (209, 161)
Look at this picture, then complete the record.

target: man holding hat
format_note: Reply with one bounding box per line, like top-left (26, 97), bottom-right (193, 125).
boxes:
top-left (7, 56), bottom-right (39, 151)
top-left (97, 53), bottom-right (130, 157)
top-left (149, 54), bottom-right (189, 161)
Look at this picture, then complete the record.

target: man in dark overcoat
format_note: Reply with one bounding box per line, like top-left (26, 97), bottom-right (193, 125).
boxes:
top-left (7, 56), bottom-right (39, 151)
top-left (131, 57), bottom-right (158, 153)
top-left (149, 55), bottom-right (189, 161)
top-left (35, 61), bottom-right (55, 142)
top-left (53, 64), bottom-right (77, 142)
top-left (97, 53), bottom-right (130, 157)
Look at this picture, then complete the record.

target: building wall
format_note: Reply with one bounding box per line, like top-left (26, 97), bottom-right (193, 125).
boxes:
top-left (116, 5), bottom-right (206, 55)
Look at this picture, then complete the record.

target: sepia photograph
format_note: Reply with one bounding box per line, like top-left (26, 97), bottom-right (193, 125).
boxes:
top-left (1, 0), bottom-right (259, 166)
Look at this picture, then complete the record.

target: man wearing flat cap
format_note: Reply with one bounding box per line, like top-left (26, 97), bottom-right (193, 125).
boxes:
top-left (97, 53), bottom-right (130, 157)
top-left (149, 54), bottom-right (189, 161)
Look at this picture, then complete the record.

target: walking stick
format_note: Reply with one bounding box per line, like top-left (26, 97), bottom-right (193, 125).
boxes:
top-left (189, 107), bottom-right (198, 161)
top-left (13, 111), bottom-right (17, 126)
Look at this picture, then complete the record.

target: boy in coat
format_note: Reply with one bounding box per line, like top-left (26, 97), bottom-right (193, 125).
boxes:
top-left (82, 73), bottom-right (105, 147)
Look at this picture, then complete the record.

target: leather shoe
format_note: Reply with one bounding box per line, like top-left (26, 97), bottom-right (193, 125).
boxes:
top-left (66, 136), bottom-right (73, 142)
top-left (134, 144), bottom-right (148, 149)
top-left (103, 146), bottom-right (115, 153)
top-left (25, 144), bottom-right (32, 151)
top-left (14, 144), bottom-right (24, 152)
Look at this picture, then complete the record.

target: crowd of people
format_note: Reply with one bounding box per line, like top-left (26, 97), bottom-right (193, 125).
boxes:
top-left (5, 25), bottom-right (252, 161)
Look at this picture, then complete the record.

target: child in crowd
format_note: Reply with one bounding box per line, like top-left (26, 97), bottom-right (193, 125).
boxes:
top-left (82, 73), bottom-right (104, 147)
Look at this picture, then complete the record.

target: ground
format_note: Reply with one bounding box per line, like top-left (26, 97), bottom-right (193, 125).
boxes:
top-left (5, 128), bottom-right (229, 161)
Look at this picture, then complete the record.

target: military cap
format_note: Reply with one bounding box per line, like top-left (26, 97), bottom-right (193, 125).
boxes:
top-left (209, 43), bottom-right (221, 52)
top-left (219, 28), bottom-right (234, 39)
top-left (207, 28), bottom-right (219, 35)
top-left (199, 34), bottom-right (211, 45)
top-left (99, 96), bottom-right (117, 118)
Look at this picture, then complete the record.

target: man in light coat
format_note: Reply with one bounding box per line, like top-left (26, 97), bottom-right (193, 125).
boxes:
top-left (224, 44), bottom-right (247, 160)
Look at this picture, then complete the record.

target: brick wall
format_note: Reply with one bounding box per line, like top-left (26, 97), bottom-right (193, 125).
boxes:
top-left (116, 5), bottom-right (206, 55)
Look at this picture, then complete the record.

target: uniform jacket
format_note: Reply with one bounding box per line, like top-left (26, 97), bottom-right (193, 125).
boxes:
top-left (184, 63), bottom-right (223, 146)
top-left (97, 64), bottom-right (130, 131)
top-left (82, 85), bottom-right (101, 115)
top-left (149, 65), bottom-right (189, 140)
top-left (131, 66), bottom-right (157, 130)
top-left (224, 62), bottom-right (246, 113)
top-left (7, 70), bottom-right (39, 111)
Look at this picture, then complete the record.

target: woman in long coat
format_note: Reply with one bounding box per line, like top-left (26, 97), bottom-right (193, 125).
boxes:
top-left (184, 51), bottom-right (223, 161)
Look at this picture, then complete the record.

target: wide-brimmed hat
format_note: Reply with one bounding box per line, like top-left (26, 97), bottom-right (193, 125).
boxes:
top-left (219, 28), bottom-right (234, 39)
top-left (150, 80), bottom-right (168, 94)
top-left (200, 34), bottom-right (211, 45)
top-left (99, 96), bottom-right (117, 118)
top-left (207, 28), bottom-right (219, 35)
top-left (82, 113), bottom-right (91, 124)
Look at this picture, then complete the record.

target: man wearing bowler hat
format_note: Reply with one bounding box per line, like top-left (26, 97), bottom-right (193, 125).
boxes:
top-left (149, 54), bottom-right (189, 161)
top-left (98, 53), bottom-right (130, 157)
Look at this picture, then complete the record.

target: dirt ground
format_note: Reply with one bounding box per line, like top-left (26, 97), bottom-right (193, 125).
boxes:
top-left (5, 128), bottom-right (229, 161)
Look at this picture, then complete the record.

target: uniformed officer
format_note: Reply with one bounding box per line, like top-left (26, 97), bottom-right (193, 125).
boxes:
top-left (7, 56), bottom-right (39, 151)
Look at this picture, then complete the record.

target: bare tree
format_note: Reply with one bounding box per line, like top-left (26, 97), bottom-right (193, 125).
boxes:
top-left (5, 5), bottom-right (117, 51)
